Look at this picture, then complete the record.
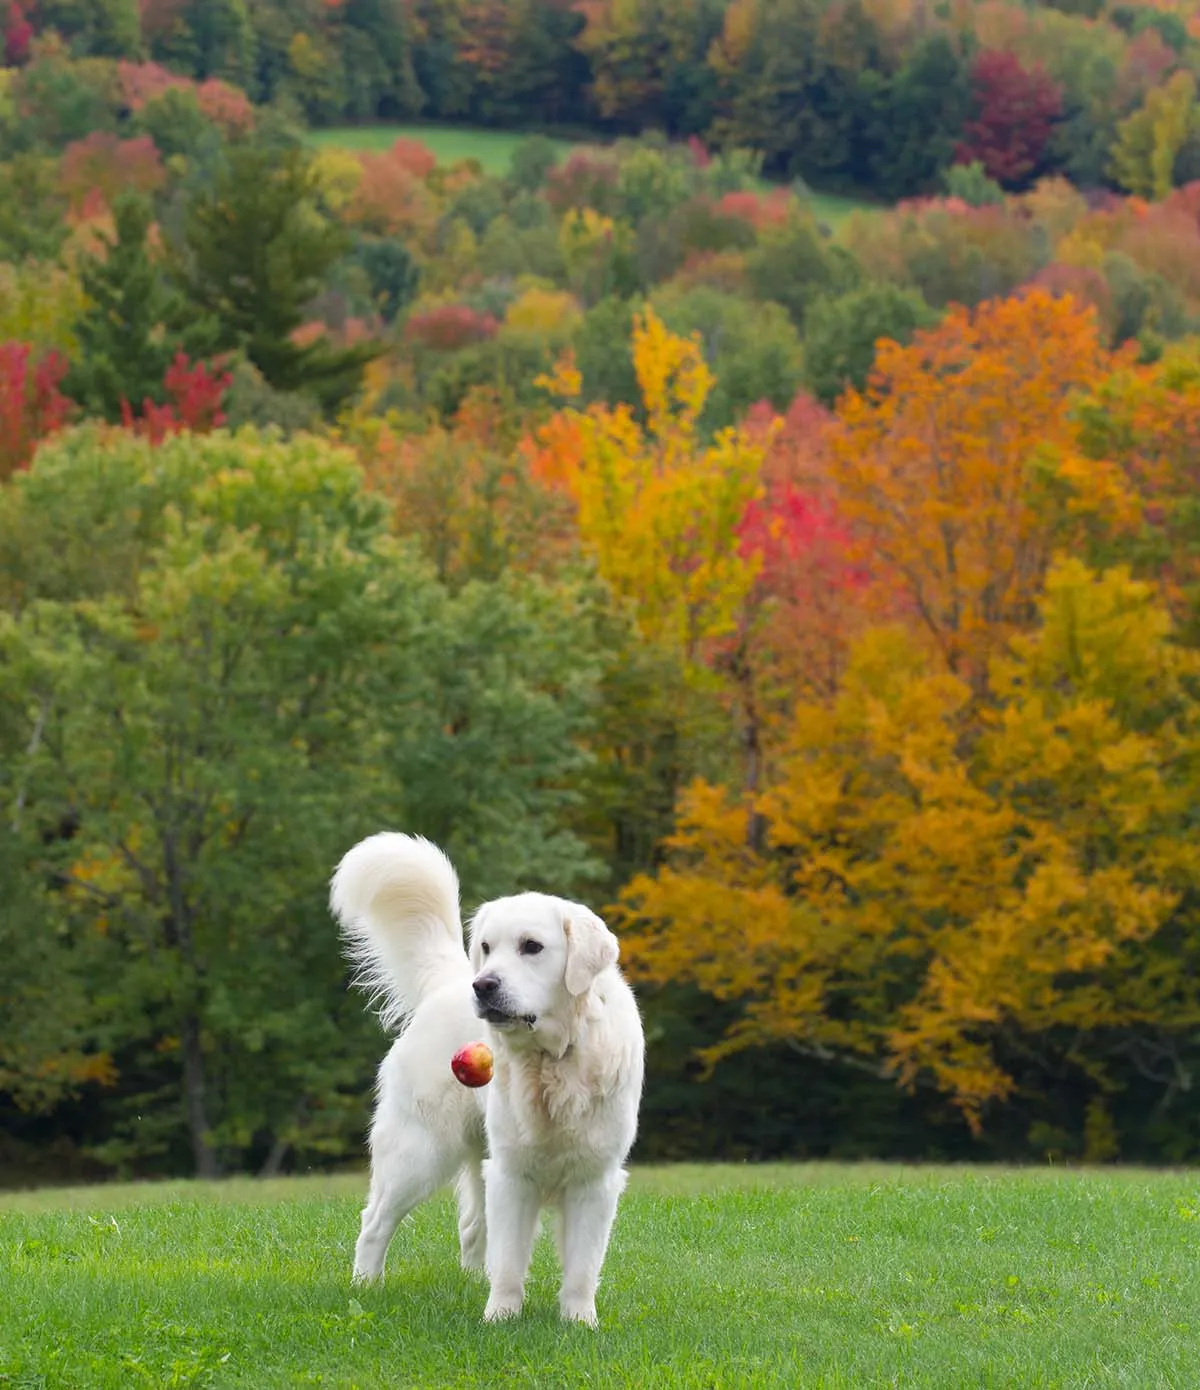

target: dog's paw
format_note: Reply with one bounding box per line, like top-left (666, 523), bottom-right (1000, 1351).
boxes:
top-left (560, 1300), bottom-right (598, 1328)
top-left (350, 1267), bottom-right (381, 1286)
top-left (483, 1296), bottom-right (523, 1323)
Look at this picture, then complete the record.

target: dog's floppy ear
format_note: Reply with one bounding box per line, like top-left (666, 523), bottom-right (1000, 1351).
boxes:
top-left (562, 904), bottom-right (619, 996)
top-left (467, 904), bottom-right (490, 972)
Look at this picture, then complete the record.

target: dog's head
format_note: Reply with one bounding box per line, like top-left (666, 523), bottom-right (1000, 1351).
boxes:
top-left (467, 892), bottom-right (619, 1052)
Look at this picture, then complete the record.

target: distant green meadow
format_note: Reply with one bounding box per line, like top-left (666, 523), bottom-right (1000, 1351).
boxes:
top-left (2, 1163), bottom-right (1198, 1387)
top-left (307, 123), bottom-right (574, 176)
top-left (307, 123), bottom-right (870, 226)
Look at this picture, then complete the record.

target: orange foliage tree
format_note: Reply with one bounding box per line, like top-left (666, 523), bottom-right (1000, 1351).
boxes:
top-left (348, 140), bottom-right (437, 239)
top-left (353, 389), bottom-right (574, 587)
top-left (828, 288), bottom-right (1113, 688)
top-left (58, 132), bottom-right (165, 218)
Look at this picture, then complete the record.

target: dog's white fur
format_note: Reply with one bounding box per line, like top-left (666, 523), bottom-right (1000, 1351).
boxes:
top-left (330, 831), bottom-right (644, 1326)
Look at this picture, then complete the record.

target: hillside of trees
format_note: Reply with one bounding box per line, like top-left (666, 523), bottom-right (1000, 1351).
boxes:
top-left (6, 0), bottom-right (1200, 1183)
top-left (8, 0), bottom-right (1200, 197)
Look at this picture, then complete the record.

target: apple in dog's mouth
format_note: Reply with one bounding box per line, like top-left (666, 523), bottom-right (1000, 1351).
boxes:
top-left (451, 1041), bottom-right (494, 1088)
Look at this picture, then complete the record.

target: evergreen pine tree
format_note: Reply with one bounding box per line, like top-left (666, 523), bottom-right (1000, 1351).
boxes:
top-left (172, 143), bottom-right (379, 414)
top-left (65, 194), bottom-right (220, 423)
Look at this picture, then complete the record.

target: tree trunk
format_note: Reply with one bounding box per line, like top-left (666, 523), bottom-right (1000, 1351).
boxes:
top-left (180, 1010), bottom-right (221, 1178)
top-left (259, 1100), bottom-right (306, 1177)
top-left (259, 1135), bottom-right (290, 1178)
top-left (734, 644), bottom-right (767, 853)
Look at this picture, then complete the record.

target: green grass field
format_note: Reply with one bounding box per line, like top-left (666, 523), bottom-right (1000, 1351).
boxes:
top-left (306, 123), bottom-right (869, 226)
top-left (2, 1163), bottom-right (1198, 1388)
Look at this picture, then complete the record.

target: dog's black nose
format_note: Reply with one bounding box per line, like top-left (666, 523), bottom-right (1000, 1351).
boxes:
top-left (473, 973), bottom-right (500, 1000)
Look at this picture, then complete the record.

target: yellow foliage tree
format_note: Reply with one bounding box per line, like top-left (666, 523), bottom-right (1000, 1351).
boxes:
top-left (310, 146), bottom-right (365, 216)
top-left (502, 284), bottom-right (583, 339)
top-left (619, 558), bottom-right (1200, 1134)
top-left (533, 308), bottom-right (768, 660)
top-left (0, 261), bottom-right (85, 355)
top-left (557, 206), bottom-right (635, 302)
top-left (1110, 71), bottom-right (1196, 201)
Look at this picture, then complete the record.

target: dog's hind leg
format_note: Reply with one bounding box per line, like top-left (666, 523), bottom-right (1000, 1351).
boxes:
top-left (352, 1132), bottom-right (456, 1283)
top-left (455, 1154), bottom-right (487, 1274)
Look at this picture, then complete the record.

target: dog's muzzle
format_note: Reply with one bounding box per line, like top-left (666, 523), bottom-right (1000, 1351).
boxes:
top-left (472, 974), bottom-right (535, 1028)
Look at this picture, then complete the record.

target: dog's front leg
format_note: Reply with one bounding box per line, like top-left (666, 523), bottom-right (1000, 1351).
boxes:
top-left (482, 1163), bottom-right (540, 1322)
top-left (558, 1171), bottom-right (626, 1327)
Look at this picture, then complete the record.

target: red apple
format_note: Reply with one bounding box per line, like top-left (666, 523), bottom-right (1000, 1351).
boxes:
top-left (451, 1041), bottom-right (494, 1088)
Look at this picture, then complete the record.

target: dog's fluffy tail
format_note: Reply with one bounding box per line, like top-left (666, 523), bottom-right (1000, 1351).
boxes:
top-left (331, 832), bottom-right (469, 1031)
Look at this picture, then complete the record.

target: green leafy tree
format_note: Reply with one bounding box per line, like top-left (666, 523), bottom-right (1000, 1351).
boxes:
top-left (507, 134), bottom-right (561, 194)
top-left (152, 0), bottom-right (256, 85)
top-left (1101, 252), bottom-right (1191, 349)
top-left (614, 142), bottom-right (692, 225)
top-left (572, 294), bottom-right (642, 408)
top-left (337, 0), bottom-right (422, 120)
top-left (0, 155), bottom-right (71, 260)
top-left (36, 0), bottom-right (140, 59)
top-left (344, 235), bottom-right (420, 325)
top-left (743, 209), bottom-right (860, 331)
top-left (7, 44), bottom-right (119, 153)
top-left (172, 143), bottom-right (378, 412)
top-left (131, 86), bottom-right (222, 161)
top-left (0, 762), bottom-right (105, 1116)
top-left (943, 160), bottom-right (1005, 207)
top-left (707, 0), bottom-right (822, 177)
top-left (221, 360), bottom-right (323, 436)
top-left (860, 34), bottom-right (973, 200)
top-left (66, 194), bottom-right (221, 422)
top-left (191, 0), bottom-right (256, 84)
top-left (652, 284), bottom-right (804, 431)
top-left (0, 427), bottom-right (606, 1176)
top-left (803, 283), bottom-right (940, 406)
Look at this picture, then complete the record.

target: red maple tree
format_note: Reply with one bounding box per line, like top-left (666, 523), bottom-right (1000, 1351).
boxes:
top-left (0, 341), bottom-right (73, 478)
top-left (955, 50), bottom-right (1063, 188)
top-left (120, 354), bottom-right (231, 444)
top-left (4, 0), bottom-right (32, 63)
top-left (404, 304), bottom-right (499, 351)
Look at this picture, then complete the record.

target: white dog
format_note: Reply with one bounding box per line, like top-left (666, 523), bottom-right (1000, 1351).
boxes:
top-left (330, 832), bottom-right (644, 1326)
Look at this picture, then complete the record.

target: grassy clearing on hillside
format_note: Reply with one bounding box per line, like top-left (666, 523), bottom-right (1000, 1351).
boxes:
top-left (307, 124), bottom-right (870, 226)
top-left (793, 188), bottom-right (874, 228)
top-left (2, 1164), bottom-right (1198, 1388)
top-left (307, 123), bottom-right (575, 176)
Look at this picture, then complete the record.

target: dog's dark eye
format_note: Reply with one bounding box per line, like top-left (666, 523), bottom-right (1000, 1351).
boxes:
top-left (519, 940), bottom-right (543, 956)
top-left (480, 942), bottom-right (490, 957)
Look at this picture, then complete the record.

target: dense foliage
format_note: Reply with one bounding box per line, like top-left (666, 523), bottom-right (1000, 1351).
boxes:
top-left (6, 0), bottom-right (1200, 196)
top-left (6, 0), bottom-right (1200, 1182)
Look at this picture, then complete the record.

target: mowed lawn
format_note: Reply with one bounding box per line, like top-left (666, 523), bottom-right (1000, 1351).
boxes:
top-left (3, 1164), bottom-right (1197, 1389)
top-left (307, 123), bottom-right (869, 226)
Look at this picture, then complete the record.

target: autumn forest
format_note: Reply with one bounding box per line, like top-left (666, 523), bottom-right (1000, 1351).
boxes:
top-left (5, 0), bottom-right (1200, 1182)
